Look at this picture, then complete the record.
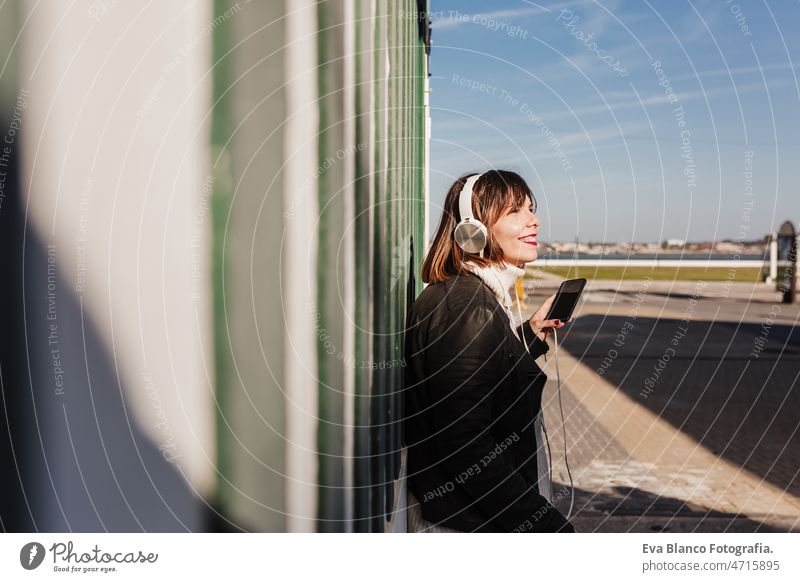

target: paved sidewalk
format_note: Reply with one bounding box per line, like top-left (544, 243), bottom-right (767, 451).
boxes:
top-left (519, 278), bottom-right (800, 532)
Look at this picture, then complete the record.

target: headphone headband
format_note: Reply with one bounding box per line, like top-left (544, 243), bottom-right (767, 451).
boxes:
top-left (458, 173), bottom-right (483, 222)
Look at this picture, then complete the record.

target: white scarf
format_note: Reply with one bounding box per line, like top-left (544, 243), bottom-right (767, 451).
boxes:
top-left (463, 260), bottom-right (526, 339)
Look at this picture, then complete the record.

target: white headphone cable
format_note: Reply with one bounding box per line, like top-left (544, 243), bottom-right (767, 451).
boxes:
top-left (552, 327), bottom-right (575, 521)
top-left (515, 280), bottom-right (575, 523)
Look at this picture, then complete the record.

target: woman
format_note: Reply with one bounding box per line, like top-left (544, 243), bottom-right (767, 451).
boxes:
top-left (403, 170), bottom-right (574, 533)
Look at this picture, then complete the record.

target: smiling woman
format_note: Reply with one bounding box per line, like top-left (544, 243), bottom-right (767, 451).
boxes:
top-left (421, 170), bottom-right (542, 282)
top-left (404, 170), bottom-right (573, 532)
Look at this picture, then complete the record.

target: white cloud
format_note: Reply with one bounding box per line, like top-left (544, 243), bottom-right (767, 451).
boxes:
top-left (672, 62), bottom-right (800, 82)
top-left (431, 0), bottom-right (588, 30)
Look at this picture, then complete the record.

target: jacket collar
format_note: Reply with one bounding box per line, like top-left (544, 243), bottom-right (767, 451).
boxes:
top-left (462, 260), bottom-right (526, 309)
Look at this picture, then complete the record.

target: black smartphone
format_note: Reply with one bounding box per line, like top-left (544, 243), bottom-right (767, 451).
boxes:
top-left (545, 278), bottom-right (586, 321)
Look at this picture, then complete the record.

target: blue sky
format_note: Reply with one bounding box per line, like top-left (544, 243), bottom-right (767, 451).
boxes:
top-left (428, 0), bottom-right (800, 243)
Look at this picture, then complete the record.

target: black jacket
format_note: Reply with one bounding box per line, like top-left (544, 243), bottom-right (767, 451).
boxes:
top-left (403, 272), bottom-right (574, 532)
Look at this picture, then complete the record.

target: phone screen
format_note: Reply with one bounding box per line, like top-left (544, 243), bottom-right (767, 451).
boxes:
top-left (545, 278), bottom-right (586, 321)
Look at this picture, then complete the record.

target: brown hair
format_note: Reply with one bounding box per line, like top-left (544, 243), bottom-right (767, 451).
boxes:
top-left (421, 169), bottom-right (536, 284)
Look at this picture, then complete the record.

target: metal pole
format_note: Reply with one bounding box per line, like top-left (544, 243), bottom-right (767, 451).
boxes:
top-left (769, 233), bottom-right (778, 282)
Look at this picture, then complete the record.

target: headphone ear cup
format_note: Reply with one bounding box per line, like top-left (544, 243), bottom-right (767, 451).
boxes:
top-left (454, 219), bottom-right (488, 254)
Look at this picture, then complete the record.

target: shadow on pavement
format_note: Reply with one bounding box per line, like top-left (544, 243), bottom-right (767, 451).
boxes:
top-left (552, 482), bottom-right (789, 533)
top-left (558, 315), bottom-right (800, 500)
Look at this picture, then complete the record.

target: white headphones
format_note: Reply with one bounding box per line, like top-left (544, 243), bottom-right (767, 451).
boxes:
top-left (453, 173), bottom-right (488, 256)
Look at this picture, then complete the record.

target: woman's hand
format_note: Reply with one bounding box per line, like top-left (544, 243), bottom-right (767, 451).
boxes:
top-left (527, 293), bottom-right (572, 341)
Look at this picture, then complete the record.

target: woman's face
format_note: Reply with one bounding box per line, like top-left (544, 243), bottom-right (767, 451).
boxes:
top-left (491, 194), bottom-right (539, 267)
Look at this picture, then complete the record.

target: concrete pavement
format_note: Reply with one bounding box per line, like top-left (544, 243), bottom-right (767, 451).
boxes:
top-left (518, 276), bottom-right (800, 532)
